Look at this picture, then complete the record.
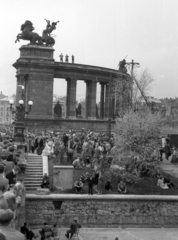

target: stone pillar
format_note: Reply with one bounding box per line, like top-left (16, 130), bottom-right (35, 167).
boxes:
top-left (100, 82), bottom-right (105, 119)
top-left (13, 45), bottom-right (55, 118)
top-left (105, 83), bottom-right (109, 119)
top-left (85, 80), bottom-right (97, 119)
top-left (66, 78), bottom-right (77, 119)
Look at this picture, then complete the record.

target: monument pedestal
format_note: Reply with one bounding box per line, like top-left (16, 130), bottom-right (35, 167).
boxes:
top-left (53, 166), bottom-right (74, 191)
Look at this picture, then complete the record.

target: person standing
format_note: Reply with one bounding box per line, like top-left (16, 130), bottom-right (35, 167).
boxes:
top-left (0, 183), bottom-right (8, 209)
top-left (88, 174), bottom-right (94, 195)
top-left (0, 164), bottom-right (9, 192)
top-left (6, 166), bottom-right (20, 185)
top-left (59, 53), bottom-right (63, 62)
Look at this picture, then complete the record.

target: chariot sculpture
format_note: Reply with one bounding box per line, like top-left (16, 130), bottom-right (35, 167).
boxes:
top-left (15, 19), bottom-right (59, 47)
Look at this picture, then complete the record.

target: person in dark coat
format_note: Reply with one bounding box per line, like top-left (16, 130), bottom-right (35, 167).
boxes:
top-left (39, 222), bottom-right (53, 240)
top-left (35, 135), bottom-right (44, 155)
top-left (63, 133), bottom-right (69, 151)
top-left (65, 217), bottom-right (81, 239)
top-left (164, 138), bottom-right (172, 160)
top-left (41, 174), bottom-right (50, 189)
top-left (0, 164), bottom-right (9, 191)
top-left (21, 222), bottom-right (38, 240)
top-left (88, 174), bottom-right (94, 195)
top-left (5, 166), bottom-right (20, 185)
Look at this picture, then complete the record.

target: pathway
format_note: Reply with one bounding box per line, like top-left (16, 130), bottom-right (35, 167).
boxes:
top-left (30, 228), bottom-right (178, 240)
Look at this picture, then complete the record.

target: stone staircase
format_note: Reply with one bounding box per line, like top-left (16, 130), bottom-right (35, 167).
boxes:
top-left (24, 154), bottom-right (43, 191)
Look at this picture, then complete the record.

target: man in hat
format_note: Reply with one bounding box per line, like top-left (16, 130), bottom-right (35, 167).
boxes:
top-left (0, 209), bottom-right (25, 240)
top-left (65, 217), bottom-right (81, 238)
top-left (0, 164), bottom-right (9, 192)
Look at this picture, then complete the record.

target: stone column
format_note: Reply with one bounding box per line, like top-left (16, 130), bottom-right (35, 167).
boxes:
top-left (100, 82), bottom-right (105, 119)
top-left (85, 80), bottom-right (97, 119)
top-left (104, 83), bottom-right (109, 119)
top-left (66, 78), bottom-right (77, 119)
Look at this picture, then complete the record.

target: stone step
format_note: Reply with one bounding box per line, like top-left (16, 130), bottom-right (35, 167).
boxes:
top-left (26, 167), bottom-right (43, 169)
top-left (25, 173), bottom-right (43, 176)
top-left (26, 169), bottom-right (43, 171)
top-left (25, 177), bottom-right (43, 180)
top-left (25, 183), bottom-right (41, 187)
top-left (24, 155), bottom-right (44, 191)
top-left (26, 158), bottom-right (43, 162)
top-left (26, 159), bottom-right (42, 161)
top-left (26, 156), bottom-right (42, 158)
top-left (24, 180), bottom-right (42, 184)
top-left (26, 161), bottom-right (42, 163)
top-left (27, 162), bottom-right (43, 164)
top-left (26, 188), bottom-right (37, 191)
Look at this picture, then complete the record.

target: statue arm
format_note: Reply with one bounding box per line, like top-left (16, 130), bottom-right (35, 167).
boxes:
top-left (45, 18), bottom-right (50, 23)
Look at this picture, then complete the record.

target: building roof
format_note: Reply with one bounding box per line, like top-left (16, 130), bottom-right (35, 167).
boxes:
top-left (0, 96), bottom-right (14, 102)
top-left (0, 92), bottom-right (7, 100)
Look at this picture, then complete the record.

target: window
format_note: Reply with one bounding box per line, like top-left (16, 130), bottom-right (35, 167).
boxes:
top-left (0, 107), bottom-right (3, 111)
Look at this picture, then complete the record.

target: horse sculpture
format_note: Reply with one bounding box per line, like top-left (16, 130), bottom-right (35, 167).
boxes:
top-left (15, 19), bottom-right (59, 47)
top-left (15, 20), bottom-right (42, 45)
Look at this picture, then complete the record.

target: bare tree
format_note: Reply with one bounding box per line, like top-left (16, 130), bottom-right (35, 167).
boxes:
top-left (132, 69), bottom-right (154, 111)
top-left (112, 69), bottom-right (154, 117)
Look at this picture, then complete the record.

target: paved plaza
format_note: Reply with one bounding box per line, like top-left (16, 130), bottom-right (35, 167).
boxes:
top-left (31, 228), bottom-right (178, 240)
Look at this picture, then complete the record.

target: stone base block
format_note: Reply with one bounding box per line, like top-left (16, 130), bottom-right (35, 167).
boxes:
top-left (87, 117), bottom-right (96, 120)
top-left (67, 116), bottom-right (76, 119)
top-left (53, 166), bottom-right (74, 190)
top-left (36, 188), bottom-right (50, 195)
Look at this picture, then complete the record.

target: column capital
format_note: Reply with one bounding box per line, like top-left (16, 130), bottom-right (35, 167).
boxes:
top-left (66, 77), bottom-right (77, 82)
top-left (99, 81), bottom-right (106, 86)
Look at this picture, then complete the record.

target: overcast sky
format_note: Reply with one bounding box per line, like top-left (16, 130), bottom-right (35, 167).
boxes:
top-left (0, 0), bottom-right (178, 100)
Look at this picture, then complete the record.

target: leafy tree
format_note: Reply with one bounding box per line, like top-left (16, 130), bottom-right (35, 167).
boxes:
top-left (102, 110), bottom-right (167, 185)
top-left (114, 110), bottom-right (165, 160)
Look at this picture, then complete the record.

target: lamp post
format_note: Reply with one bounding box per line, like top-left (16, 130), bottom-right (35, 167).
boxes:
top-left (9, 99), bottom-right (33, 144)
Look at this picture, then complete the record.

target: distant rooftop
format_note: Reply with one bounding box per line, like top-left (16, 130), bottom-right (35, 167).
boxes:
top-left (0, 92), bottom-right (7, 100)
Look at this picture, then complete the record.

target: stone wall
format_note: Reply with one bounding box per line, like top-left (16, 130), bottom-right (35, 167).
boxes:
top-left (26, 194), bottom-right (178, 227)
top-left (25, 118), bottom-right (115, 132)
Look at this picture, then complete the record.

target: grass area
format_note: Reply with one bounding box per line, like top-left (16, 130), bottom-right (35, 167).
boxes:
top-left (52, 155), bottom-right (178, 195)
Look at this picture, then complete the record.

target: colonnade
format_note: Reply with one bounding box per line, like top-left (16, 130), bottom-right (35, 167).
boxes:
top-left (65, 78), bottom-right (113, 120)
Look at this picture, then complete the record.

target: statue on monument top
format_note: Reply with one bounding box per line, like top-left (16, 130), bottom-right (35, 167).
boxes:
top-left (42, 19), bottom-right (59, 46)
top-left (44, 19), bottom-right (59, 35)
top-left (15, 20), bottom-right (42, 45)
top-left (15, 19), bottom-right (59, 47)
top-left (118, 59), bottom-right (127, 73)
top-left (54, 101), bottom-right (62, 118)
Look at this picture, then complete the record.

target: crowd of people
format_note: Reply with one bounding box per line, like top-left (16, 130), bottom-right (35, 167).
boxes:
top-left (0, 123), bottom-right (178, 239)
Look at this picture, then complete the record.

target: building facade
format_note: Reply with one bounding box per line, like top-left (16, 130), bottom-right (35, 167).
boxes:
top-left (0, 96), bottom-right (15, 124)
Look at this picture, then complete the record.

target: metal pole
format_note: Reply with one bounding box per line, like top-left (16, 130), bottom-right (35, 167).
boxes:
top-left (108, 75), bottom-right (112, 141)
